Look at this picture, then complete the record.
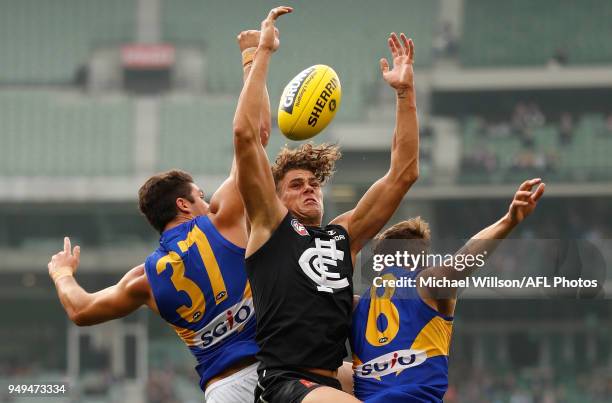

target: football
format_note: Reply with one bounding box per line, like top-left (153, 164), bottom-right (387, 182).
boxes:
top-left (277, 64), bottom-right (342, 141)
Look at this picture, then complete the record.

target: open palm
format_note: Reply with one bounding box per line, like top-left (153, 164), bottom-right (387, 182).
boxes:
top-left (380, 33), bottom-right (415, 90)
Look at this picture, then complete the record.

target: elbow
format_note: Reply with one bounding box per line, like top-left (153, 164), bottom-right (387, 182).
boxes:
top-left (232, 121), bottom-right (259, 147)
top-left (69, 310), bottom-right (93, 327)
top-left (404, 164), bottom-right (419, 185)
top-left (391, 162), bottom-right (419, 189)
top-left (232, 123), bottom-right (249, 141)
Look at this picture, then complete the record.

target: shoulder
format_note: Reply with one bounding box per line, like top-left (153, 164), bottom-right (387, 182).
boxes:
top-left (123, 265), bottom-right (151, 297)
top-left (329, 210), bottom-right (352, 233)
top-left (144, 247), bottom-right (166, 269)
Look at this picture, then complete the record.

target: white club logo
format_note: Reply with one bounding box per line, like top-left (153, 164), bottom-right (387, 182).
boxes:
top-left (298, 238), bottom-right (348, 293)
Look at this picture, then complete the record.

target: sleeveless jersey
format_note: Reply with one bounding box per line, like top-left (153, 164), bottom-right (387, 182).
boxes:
top-left (144, 215), bottom-right (258, 391)
top-left (245, 212), bottom-right (353, 371)
top-left (351, 267), bottom-right (453, 402)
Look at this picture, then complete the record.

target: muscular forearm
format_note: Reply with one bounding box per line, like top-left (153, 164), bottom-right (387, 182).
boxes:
top-left (418, 214), bottom-right (515, 307)
top-left (469, 213), bottom-right (515, 244)
top-left (457, 214), bottom-right (515, 273)
top-left (54, 276), bottom-right (94, 325)
top-left (427, 213), bottom-right (516, 284)
top-left (242, 62), bottom-right (271, 145)
top-left (389, 88), bottom-right (419, 184)
top-left (233, 49), bottom-right (272, 142)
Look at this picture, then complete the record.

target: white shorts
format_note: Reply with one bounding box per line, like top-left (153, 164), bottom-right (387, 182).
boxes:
top-left (204, 362), bottom-right (259, 403)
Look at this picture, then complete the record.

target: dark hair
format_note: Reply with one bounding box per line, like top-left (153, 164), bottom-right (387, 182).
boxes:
top-left (373, 217), bottom-right (431, 256)
top-left (138, 170), bottom-right (195, 233)
top-left (271, 143), bottom-right (341, 187)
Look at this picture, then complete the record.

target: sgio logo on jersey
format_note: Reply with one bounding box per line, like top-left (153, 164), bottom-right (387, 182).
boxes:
top-left (191, 297), bottom-right (255, 349)
top-left (355, 349), bottom-right (427, 378)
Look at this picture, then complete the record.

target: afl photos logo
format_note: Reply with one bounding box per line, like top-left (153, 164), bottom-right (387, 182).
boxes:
top-left (298, 238), bottom-right (349, 293)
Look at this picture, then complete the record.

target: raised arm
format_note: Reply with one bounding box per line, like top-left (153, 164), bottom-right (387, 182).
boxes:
top-left (48, 237), bottom-right (155, 326)
top-left (232, 7), bottom-right (292, 255)
top-left (418, 178), bottom-right (546, 316)
top-left (208, 30), bottom-right (272, 232)
top-left (332, 33), bottom-right (419, 256)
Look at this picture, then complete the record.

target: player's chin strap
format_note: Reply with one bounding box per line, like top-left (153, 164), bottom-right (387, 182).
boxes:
top-left (242, 47), bottom-right (257, 71)
top-left (51, 266), bottom-right (74, 283)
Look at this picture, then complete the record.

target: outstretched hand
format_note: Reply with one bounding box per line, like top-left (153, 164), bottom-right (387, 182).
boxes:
top-left (507, 178), bottom-right (546, 225)
top-left (258, 6), bottom-right (292, 52)
top-left (380, 33), bottom-right (415, 93)
top-left (48, 237), bottom-right (81, 282)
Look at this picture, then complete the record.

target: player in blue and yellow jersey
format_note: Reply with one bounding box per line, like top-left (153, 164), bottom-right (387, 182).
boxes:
top-left (351, 178), bottom-right (545, 402)
top-left (47, 30), bottom-right (274, 403)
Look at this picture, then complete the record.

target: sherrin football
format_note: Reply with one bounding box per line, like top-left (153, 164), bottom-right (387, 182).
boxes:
top-left (277, 65), bottom-right (342, 141)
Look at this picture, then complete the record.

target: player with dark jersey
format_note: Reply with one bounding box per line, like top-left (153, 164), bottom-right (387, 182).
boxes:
top-left (48, 30), bottom-right (274, 402)
top-left (233, 7), bottom-right (420, 402)
top-left (351, 179), bottom-right (545, 402)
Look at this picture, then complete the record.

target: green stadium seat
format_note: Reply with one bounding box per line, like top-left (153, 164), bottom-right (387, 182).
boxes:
top-left (0, 0), bottom-right (135, 83)
top-left (462, 0), bottom-right (612, 67)
top-left (0, 90), bottom-right (133, 176)
top-left (157, 95), bottom-right (333, 175)
top-left (162, 0), bottom-right (437, 121)
top-left (157, 96), bottom-right (235, 175)
top-left (460, 113), bottom-right (612, 183)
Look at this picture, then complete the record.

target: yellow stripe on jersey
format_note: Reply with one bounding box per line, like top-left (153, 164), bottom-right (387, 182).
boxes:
top-left (410, 316), bottom-right (453, 358)
top-left (242, 280), bottom-right (252, 299)
top-left (178, 224), bottom-right (229, 305)
top-left (156, 252), bottom-right (206, 323)
top-left (172, 324), bottom-right (198, 346)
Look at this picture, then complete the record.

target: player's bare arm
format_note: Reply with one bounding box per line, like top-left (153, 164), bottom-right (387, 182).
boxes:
top-left (207, 30), bottom-right (273, 241)
top-left (332, 33), bottom-right (419, 258)
top-left (232, 6), bottom-right (292, 256)
top-left (419, 178), bottom-right (546, 316)
top-left (48, 237), bottom-right (156, 326)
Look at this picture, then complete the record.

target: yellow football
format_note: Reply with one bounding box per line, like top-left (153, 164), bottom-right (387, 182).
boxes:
top-left (277, 65), bottom-right (342, 141)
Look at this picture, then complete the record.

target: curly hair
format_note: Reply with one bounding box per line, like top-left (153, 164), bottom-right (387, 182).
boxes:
top-left (271, 143), bottom-right (341, 186)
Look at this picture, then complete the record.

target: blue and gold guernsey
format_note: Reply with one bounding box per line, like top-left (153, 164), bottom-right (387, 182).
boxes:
top-left (144, 215), bottom-right (258, 391)
top-left (351, 267), bottom-right (453, 402)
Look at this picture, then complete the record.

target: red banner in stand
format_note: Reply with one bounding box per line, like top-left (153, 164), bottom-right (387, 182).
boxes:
top-left (121, 44), bottom-right (176, 69)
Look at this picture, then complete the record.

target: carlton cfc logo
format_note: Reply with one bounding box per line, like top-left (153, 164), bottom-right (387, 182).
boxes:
top-left (298, 238), bottom-right (349, 293)
top-left (354, 349), bottom-right (427, 378)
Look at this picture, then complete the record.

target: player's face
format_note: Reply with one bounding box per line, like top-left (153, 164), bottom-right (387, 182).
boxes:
top-left (278, 169), bottom-right (323, 225)
top-left (187, 183), bottom-right (209, 217)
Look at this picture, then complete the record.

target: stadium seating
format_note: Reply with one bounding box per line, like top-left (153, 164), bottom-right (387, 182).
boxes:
top-left (157, 96), bottom-right (235, 174)
top-left (0, 91), bottom-right (133, 176)
top-left (0, 0), bottom-right (134, 83)
top-left (460, 114), bottom-right (612, 182)
top-left (157, 95), bottom-right (332, 174)
top-left (162, 0), bottom-right (437, 121)
top-left (462, 0), bottom-right (612, 66)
